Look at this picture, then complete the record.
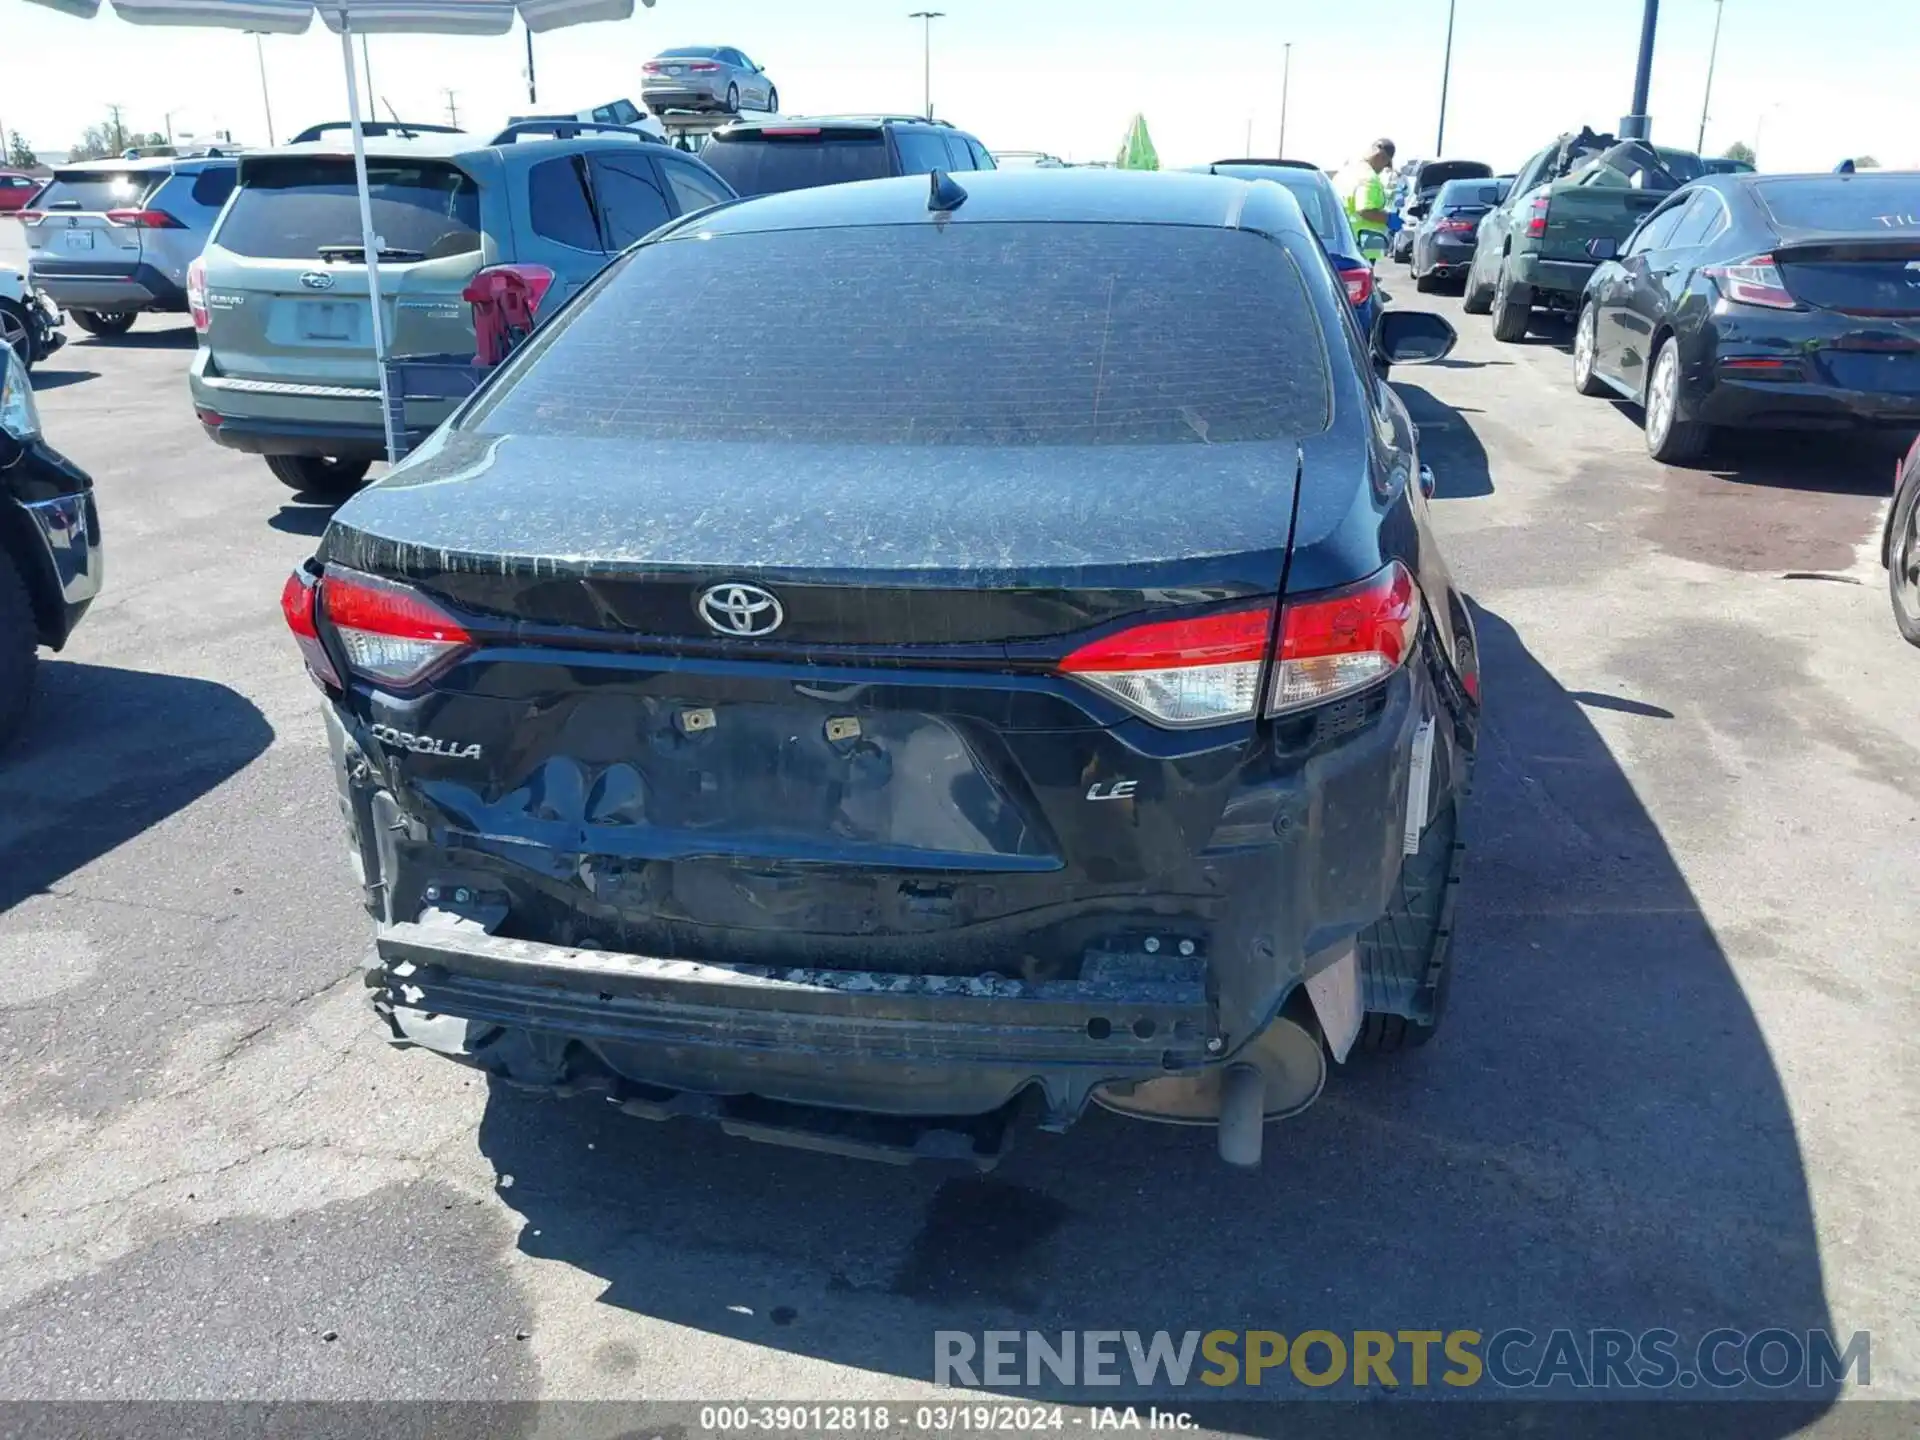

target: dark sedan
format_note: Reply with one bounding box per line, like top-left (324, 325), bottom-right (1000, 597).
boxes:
top-left (282, 169), bottom-right (1479, 1170)
top-left (1197, 160), bottom-right (1382, 336)
top-left (1573, 171), bottom-right (1920, 462)
top-left (1411, 176), bottom-right (1508, 292)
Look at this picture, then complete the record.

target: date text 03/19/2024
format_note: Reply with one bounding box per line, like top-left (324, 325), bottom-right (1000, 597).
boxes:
top-left (697, 1405), bottom-right (1197, 1432)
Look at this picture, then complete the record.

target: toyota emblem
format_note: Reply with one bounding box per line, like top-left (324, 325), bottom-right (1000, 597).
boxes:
top-left (697, 582), bottom-right (784, 637)
top-left (299, 271), bottom-right (336, 291)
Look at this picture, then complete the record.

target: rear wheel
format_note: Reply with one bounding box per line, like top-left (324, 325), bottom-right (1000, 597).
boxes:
top-left (1572, 302), bottom-right (1610, 396)
top-left (766, 85), bottom-right (779, 113)
top-left (1643, 338), bottom-right (1712, 464)
top-left (0, 545), bottom-right (37, 753)
top-left (0, 299), bottom-right (32, 369)
top-left (1461, 257), bottom-right (1494, 315)
top-left (266, 454), bottom-right (372, 496)
top-left (1489, 266), bottom-right (1532, 342)
top-left (1354, 792), bottom-right (1462, 1054)
top-left (1887, 456), bottom-right (1920, 647)
top-left (726, 82), bottom-right (740, 113)
top-left (69, 309), bottom-right (137, 338)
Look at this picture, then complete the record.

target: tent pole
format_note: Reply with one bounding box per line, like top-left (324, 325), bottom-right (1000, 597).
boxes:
top-left (339, 14), bottom-right (400, 465)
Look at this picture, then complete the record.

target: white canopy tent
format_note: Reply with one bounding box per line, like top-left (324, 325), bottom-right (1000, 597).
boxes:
top-left (23, 0), bottom-right (653, 462)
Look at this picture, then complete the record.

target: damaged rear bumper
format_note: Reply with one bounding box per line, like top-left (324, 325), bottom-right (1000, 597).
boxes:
top-left (370, 918), bottom-right (1219, 1163)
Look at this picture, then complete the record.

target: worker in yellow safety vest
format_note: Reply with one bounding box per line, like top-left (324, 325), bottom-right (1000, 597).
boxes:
top-left (1338, 137), bottom-right (1397, 262)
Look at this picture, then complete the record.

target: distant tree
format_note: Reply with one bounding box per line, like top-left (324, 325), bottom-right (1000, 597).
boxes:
top-left (5, 133), bottom-right (34, 169)
top-left (68, 124), bottom-right (117, 161)
top-left (1722, 140), bottom-right (1756, 166)
top-left (1855, 154), bottom-right (1881, 170)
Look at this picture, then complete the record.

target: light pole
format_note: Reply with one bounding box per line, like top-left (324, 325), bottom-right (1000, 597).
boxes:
top-left (1435, 0), bottom-right (1456, 155)
top-left (1697, 0), bottom-right (1725, 153)
top-left (524, 23), bottom-right (538, 105)
top-left (909, 11), bottom-right (945, 121)
top-left (1622, 0), bottom-right (1659, 140)
top-left (360, 32), bottom-right (375, 111)
top-left (248, 32), bottom-right (275, 147)
top-left (1277, 42), bottom-right (1292, 158)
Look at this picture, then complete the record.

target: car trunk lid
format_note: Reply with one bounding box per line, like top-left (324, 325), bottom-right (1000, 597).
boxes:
top-left (23, 167), bottom-right (162, 267)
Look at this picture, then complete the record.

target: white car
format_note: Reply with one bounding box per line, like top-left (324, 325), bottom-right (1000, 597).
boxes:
top-left (0, 265), bottom-right (65, 372)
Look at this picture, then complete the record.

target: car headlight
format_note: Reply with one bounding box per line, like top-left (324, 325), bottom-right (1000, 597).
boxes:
top-left (0, 345), bottom-right (42, 443)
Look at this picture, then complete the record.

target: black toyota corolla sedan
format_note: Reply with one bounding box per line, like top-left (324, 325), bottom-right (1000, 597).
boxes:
top-left (282, 169), bottom-right (1479, 1168)
top-left (1574, 170), bottom-right (1920, 463)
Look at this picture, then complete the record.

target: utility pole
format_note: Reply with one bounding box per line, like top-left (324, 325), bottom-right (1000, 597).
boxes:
top-left (1278, 42), bottom-right (1292, 158)
top-left (1435, 0), bottom-right (1457, 155)
top-left (252, 33), bottom-right (276, 147)
top-left (1697, 0), bottom-right (1725, 153)
top-left (106, 103), bottom-right (126, 153)
top-left (1622, 0), bottom-right (1659, 140)
top-left (524, 23), bottom-right (538, 105)
top-left (442, 89), bottom-right (460, 129)
top-left (908, 11), bottom-right (944, 121)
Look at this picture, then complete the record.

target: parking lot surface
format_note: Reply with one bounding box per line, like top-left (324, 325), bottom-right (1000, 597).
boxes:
top-left (2, 212), bottom-right (1917, 1422)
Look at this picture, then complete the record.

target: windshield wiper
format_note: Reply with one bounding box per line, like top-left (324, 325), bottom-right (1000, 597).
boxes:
top-left (316, 243), bottom-right (428, 262)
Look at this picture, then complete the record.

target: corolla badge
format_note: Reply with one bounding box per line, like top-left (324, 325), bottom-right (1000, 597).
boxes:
top-left (697, 582), bottom-right (785, 637)
top-left (299, 271), bottom-right (336, 291)
top-left (370, 723), bottom-right (482, 760)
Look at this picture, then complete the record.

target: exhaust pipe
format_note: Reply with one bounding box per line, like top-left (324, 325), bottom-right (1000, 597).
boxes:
top-left (1091, 1012), bottom-right (1327, 1168)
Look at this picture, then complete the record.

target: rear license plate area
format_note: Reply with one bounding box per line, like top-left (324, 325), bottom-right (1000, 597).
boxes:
top-left (1824, 351), bottom-right (1920, 396)
top-left (301, 301), bottom-right (358, 342)
top-left (61, 230), bottom-right (94, 252)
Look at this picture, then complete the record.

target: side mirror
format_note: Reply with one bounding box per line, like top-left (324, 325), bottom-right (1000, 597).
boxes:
top-left (1587, 236), bottom-right (1620, 261)
top-left (1355, 228), bottom-right (1388, 253)
top-left (1409, 202), bottom-right (1429, 218)
top-left (1371, 309), bottom-right (1457, 366)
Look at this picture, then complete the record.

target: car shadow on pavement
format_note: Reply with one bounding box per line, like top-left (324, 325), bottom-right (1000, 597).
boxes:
top-left (0, 662), bottom-right (273, 909)
top-left (1674, 429), bottom-right (1904, 497)
top-left (1394, 382), bottom-right (1492, 499)
top-left (473, 604), bottom-right (1834, 1433)
top-left (267, 500), bottom-right (341, 536)
top-left (70, 324), bottom-right (196, 351)
top-left (26, 368), bottom-right (98, 392)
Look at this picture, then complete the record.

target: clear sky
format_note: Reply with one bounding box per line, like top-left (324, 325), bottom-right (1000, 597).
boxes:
top-left (3, 0), bottom-right (1915, 174)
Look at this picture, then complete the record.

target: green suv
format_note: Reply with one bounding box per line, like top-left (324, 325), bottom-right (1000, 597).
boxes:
top-left (188, 121), bottom-right (735, 494)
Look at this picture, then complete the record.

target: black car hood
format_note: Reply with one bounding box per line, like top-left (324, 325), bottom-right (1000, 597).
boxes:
top-left (321, 427), bottom-right (1304, 589)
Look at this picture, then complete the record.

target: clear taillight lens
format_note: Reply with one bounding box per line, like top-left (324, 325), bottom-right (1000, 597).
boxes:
top-left (319, 566), bottom-right (473, 689)
top-left (1061, 607), bottom-right (1272, 728)
top-left (186, 257), bottom-right (209, 334)
top-left (280, 568), bottom-right (342, 691)
top-left (1269, 562), bottom-right (1421, 714)
top-left (1705, 254), bottom-right (1798, 310)
top-left (1525, 194), bottom-right (1550, 238)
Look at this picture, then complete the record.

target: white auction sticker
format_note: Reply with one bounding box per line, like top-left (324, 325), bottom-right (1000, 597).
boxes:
top-left (1403, 718), bottom-right (1435, 855)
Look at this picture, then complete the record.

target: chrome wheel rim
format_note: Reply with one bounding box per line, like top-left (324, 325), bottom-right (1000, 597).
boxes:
top-left (1647, 349), bottom-right (1676, 445)
top-left (0, 309), bottom-right (27, 362)
top-left (1896, 487), bottom-right (1920, 619)
top-left (1574, 308), bottom-right (1595, 383)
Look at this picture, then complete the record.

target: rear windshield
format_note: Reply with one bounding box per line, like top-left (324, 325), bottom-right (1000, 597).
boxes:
top-left (36, 169), bottom-right (159, 212)
top-left (1756, 178), bottom-right (1920, 233)
top-left (658, 46), bottom-right (718, 57)
top-left (1206, 167), bottom-right (1344, 249)
top-left (1416, 161), bottom-right (1492, 193)
top-left (216, 157), bottom-right (480, 260)
top-left (699, 133), bottom-right (891, 196)
top-left (1435, 179), bottom-right (1502, 209)
top-left (1655, 149), bottom-right (1707, 182)
top-left (469, 222), bottom-right (1331, 446)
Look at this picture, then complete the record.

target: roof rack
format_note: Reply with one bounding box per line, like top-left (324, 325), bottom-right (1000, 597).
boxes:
top-left (288, 120), bottom-right (464, 143)
top-left (487, 119), bottom-right (661, 146)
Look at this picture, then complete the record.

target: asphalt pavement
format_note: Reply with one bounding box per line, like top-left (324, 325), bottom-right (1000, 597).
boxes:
top-left (2, 221), bottom-right (1917, 1430)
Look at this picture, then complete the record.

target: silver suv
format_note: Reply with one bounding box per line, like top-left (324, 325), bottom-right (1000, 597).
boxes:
top-left (21, 154), bottom-right (238, 337)
top-left (188, 122), bottom-right (736, 495)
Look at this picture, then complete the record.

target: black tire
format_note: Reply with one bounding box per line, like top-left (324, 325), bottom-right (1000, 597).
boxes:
top-left (1461, 258), bottom-right (1494, 315)
top-left (265, 454), bottom-right (372, 496)
top-left (1489, 267), bottom-right (1532, 343)
top-left (766, 86), bottom-right (779, 113)
top-left (1572, 302), bottom-right (1610, 397)
top-left (0, 299), bottom-right (33, 370)
top-left (1414, 268), bottom-right (1440, 294)
top-left (1643, 337), bottom-right (1712, 464)
top-left (0, 544), bottom-right (38, 753)
top-left (1354, 793), bottom-right (1463, 1054)
top-left (69, 309), bottom-right (137, 338)
top-left (1885, 455), bottom-right (1920, 647)
top-left (725, 82), bottom-right (740, 113)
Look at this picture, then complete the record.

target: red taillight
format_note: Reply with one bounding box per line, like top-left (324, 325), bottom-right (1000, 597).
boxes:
top-left (1705, 254), bottom-right (1798, 310)
top-left (1337, 261), bottom-right (1375, 308)
top-left (1270, 562), bottom-right (1421, 715)
top-left (105, 208), bottom-right (182, 229)
top-left (187, 256), bottom-right (209, 334)
top-left (280, 569), bottom-right (343, 691)
top-left (1062, 606), bottom-right (1273, 727)
top-left (1524, 194), bottom-right (1550, 239)
top-left (17, 210), bottom-right (45, 224)
top-left (319, 566), bottom-right (473, 689)
top-left (688, 61), bottom-right (721, 71)
top-left (1439, 217), bottom-right (1477, 235)
top-left (643, 60), bottom-right (664, 71)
